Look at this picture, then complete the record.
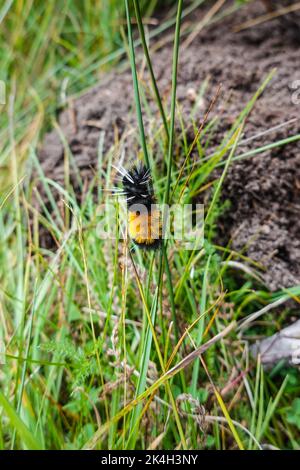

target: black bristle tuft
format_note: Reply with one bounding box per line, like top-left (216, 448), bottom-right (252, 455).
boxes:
top-left (122, 164), bottom-right (155, 207)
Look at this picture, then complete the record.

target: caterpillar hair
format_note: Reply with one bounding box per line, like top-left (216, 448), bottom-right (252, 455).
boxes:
top-left (120, 164), bottom-right (161, 249)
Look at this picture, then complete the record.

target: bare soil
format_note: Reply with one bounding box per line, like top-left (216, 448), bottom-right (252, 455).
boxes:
top-left (38, 0), bottom-right (300, 290)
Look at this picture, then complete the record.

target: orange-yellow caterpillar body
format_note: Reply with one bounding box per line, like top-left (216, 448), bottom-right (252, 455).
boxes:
top-left (128, 205), bottom-right (161, 249)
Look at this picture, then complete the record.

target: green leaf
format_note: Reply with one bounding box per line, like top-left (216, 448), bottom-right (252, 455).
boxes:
top-left (287, 398), bottom-right (300, 429)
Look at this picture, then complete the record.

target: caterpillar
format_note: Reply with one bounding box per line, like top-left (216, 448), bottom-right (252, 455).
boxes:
top-left (120, 164), bottom-right (162, 249)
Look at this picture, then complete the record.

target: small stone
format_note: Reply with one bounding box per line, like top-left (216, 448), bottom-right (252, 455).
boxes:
top-left (186, 87), bottom-right (197, 103)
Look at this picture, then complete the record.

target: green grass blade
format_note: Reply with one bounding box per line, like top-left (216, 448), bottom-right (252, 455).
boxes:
top-left (0, 391), bottom-right (42, 450)
top-left (124, 0), bottom-right (150, 168)
top-left (132, 0), bottom-right (169, 140)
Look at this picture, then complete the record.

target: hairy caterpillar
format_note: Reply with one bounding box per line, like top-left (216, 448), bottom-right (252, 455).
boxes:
top-left (120, 164), bottom-right (162, 249)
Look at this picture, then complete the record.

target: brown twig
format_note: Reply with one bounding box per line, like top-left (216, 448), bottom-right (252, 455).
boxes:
top-left (233, 1), bottom-right (300, 33)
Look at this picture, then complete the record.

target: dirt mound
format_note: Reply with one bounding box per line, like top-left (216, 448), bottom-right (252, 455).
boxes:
top-left (38, 0), bottom-right (300, 290)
